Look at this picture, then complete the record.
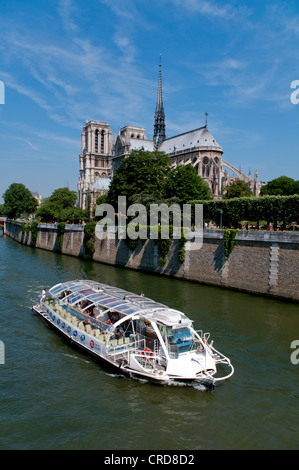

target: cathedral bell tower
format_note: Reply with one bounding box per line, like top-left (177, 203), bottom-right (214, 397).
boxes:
top-left (77, 120), bottom-right (112, 210)
top-left (154, 57), bottom-right (166, 149)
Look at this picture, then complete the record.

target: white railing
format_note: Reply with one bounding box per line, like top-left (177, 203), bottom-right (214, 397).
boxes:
top-left (106, 338), bottom-right (146, 362)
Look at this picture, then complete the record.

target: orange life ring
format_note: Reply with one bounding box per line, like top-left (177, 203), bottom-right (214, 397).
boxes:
top-left (142, 349), bottom-right (153, 360)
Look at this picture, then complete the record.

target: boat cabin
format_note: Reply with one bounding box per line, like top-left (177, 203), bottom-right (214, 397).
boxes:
top-left (45, 280), bottom-right (198, 361)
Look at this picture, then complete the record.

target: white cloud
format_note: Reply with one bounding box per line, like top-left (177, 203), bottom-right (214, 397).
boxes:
top-left (58, 0), bottom-right (80, 33)
top-left (165, 0), bottom-right (252, 22)
top-left (23, 140), bottom-right (39, 151)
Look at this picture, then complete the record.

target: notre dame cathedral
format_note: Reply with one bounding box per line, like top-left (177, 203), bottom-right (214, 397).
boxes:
top-left (77, 61), bottom-right (259, 210)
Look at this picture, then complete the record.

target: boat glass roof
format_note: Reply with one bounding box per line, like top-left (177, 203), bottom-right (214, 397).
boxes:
top-left (48, 280), bottom-right (190, 323)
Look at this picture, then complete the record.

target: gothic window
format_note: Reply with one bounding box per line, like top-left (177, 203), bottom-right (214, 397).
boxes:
top-left (202, 156), bottom-right (210, 177)
top-left (101, 130), bottom-right (105, 153)
top-left (212, 157), bottom-right (219, 178)
top-left (95, 130), bottom-right (99, 152)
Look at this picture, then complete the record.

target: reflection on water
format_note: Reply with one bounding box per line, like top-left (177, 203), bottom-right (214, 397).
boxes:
top-left (0, 235), bottom-right (299, 450)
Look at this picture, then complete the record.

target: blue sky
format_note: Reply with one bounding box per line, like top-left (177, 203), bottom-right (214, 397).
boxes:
top-left (1, 0), bottom-right (299, 203)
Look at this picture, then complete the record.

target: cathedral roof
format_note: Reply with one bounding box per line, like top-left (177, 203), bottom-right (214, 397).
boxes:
top-left (159, 126), bottom-right (223, 154)
top-left (130, 138), bottom-right (155, 152)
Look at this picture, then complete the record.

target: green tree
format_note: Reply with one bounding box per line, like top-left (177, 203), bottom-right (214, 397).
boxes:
top-left (107, 150), bottom-right (171, 207)
top-left (47, 187), bottom-right (77, 208)
top-left (35, 202), bottom-right (59, 222)
top-left (164, 164), bottom-right (211, 203)
top-left (96, 194), bottom-right (108, 206)
top-left (223, 180), bottom-right (254, 199)
top-left (107, 151), bottom-right (211, 210)
top-left (260, 176), bottom-right (294, 196)
top-left (3, 183), bottom-right (38, 218)
top-left (284, 180), bottom-right (299, 196)
top-left (36, 187), bottom-right (88, 223)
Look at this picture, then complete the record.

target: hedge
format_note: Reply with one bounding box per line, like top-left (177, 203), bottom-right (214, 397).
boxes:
top-left (189, 195), bottom-right (299, 226)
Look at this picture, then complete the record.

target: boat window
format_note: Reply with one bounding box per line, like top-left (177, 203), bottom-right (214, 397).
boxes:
top-left (158, 324), bottom-right (195, 356)
top-left (102, 300), bottom-right (127, 308)
top-left (93, 295), bottom-right (111, 303)
top-left (67, 293), bottom-right (84, 304)
top-left (87, 293), bottom-right (108, 301)
top-left (118, 306), bottom-right (140, 314)
top-left (80, 289), bottom-right (94, 295)
top-left (171, 327), bottom-right (195, 354)
top-left (115, 304), bottom-right (140, 314)
top-left (99, 298), bottom-right (118, 305)
top-left (50, 285), bottom-right (65, 295)
top-left (69, 283), bottom-right (88, 291)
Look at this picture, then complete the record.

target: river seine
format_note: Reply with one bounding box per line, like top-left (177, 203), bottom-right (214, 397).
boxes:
top-left (1, 232), bottom-right (299, 450)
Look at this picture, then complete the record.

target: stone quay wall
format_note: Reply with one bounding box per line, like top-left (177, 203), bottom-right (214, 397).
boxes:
top-left (4, 220), bottom-right (299, 301)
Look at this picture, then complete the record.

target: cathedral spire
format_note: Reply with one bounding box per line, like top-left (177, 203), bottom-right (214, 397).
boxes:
top-left (154, 56), bottom-right (166, 149)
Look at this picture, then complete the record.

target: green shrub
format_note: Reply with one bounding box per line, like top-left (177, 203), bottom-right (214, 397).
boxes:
top-left (84, 222), bottom-right (97, 260)
top-left (223, 229), bottom-right (238, 260)
top-left (30, 221), bottom-right (39, 247)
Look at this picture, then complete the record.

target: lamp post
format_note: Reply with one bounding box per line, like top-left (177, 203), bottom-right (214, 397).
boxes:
top-left (219, 209), bottom-right (223, 229)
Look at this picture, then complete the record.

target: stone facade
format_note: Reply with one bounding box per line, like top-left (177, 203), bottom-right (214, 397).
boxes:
top-left (77, 120), bottom-right (112, 210)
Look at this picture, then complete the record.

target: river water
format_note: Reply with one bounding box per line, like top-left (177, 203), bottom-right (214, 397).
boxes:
top-left (0, 232), bottom-right (299, 450)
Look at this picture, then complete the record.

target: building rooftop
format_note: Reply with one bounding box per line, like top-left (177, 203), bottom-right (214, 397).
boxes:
top-left (159, 126), bottom-right (223, 154)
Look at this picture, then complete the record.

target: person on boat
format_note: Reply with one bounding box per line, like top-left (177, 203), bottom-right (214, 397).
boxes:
top-left (104, 318), bottom-right (114, 337)
top-left (40, 288), bottom-right (51, 306)
top-left (109, 311), bottom-right (119, 323)
top-left (83, 317), bottom-right (91, 326)
top-left (114, 325), bottom-right (125, 339)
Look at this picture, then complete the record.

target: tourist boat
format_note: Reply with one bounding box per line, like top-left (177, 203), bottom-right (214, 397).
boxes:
top-left (32, 280), bottom-right (234, 389)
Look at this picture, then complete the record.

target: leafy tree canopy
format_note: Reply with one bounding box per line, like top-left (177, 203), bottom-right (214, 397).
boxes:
top-left (223, 180), bottom-right (254, 199)
top-left (107, 150), bottom-right (171, 207)
top-left (164, 164), bottom-right (211, 203)
top-left (47, 187), bottom-right (77, 208)
top-left (107, 150), bottom-right (211, 208)
top-left (260, 176), bottom-right (295, 196)
top-left (3, 183), bottom-right (38, 218)
top-left (286, 180), bottom-right (299, 195)
top-left (36, 187), bottom-right (88, 223)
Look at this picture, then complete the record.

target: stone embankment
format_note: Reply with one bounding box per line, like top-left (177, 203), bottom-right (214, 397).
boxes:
top-left (4, 220), bottom-right (299, 301)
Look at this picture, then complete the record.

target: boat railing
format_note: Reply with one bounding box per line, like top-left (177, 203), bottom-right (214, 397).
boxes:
top-left (132, 349), bottom-right (167, 373)
top-left (106, 335), bottom-right (166, 372)
top-left (45, 299), bottom-right (124, 337)
top-left (195, 330), bottom-right (211, 343)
